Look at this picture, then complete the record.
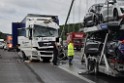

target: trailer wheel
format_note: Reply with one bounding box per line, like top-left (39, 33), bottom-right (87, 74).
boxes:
top-left (87, 56), bottom-right (98, 74)
top-left (87, 58), bottom-right (94, 72)
top-left (18, 51), bottom-right (28, 61)
top-left (94, 60), bottom-right (99, 75)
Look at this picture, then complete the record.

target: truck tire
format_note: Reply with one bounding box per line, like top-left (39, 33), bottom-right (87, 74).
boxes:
top-left (87, 58), bottom-right (94, 72)
top-left (87, 56), bottom-right (98, 74)
top-left (94, 60), bottom-right (99, 75)
top-left (19, 51), bottom-right (28, 61)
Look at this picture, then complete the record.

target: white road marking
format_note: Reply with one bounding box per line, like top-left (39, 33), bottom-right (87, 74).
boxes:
top-left (59, 65), bottom-right (96, 83)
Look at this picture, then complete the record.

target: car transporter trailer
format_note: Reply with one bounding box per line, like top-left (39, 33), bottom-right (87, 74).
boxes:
top-left (81, 19), bottom-right (124, 77)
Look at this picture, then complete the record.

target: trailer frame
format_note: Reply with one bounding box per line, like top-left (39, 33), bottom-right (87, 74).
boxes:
top-left (81, 19), bottom-right (124, 77)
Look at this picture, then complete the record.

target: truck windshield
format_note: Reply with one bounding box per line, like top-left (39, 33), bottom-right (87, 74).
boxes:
top-left (33, 25), bottom-right (58, 37)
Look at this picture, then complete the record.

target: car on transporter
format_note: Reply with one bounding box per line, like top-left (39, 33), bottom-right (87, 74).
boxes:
top-left (100, 0), bottom-right (124, 22)
top-left (83, 3), bottom-right (104, 27)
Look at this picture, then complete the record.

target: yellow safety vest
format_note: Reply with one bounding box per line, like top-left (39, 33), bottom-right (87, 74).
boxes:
top-left (67, 43), bottom-right (74, 56)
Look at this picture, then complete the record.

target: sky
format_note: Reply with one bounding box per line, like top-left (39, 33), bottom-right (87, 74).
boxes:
top-left (0, 0), bottom-right (105, 34)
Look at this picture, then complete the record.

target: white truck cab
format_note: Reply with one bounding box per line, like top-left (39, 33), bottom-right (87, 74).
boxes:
top-left (13, 14), bottom-right (60, 62)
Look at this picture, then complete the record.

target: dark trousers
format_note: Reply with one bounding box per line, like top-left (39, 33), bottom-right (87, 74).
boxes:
top-left (68, 56), bottom-right (73, 64)
top-left (52, 51), bottom-right (58, 65)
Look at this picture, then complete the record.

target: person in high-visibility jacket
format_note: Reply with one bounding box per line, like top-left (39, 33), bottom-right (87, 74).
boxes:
top-left (67, 41), bottom-right (74, 65)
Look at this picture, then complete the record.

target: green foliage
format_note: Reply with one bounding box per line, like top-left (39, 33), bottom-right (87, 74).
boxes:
top-left (0, 31), bottom-right (10, 40)
top-left (0, 23), bottom-right (83, 41)
top-left (59, 22), bottom-right (83, 40)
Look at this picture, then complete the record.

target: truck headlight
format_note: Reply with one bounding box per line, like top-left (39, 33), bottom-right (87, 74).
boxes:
top-left (32, 51), bottom-right (38, 56)
top-left (8, 44), bottom-right (12, 48)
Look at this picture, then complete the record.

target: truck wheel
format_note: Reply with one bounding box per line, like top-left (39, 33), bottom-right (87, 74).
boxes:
top-left (19, 51), bottom-right (28, 61)
top-left (42, 57), bottom-right (51, 62)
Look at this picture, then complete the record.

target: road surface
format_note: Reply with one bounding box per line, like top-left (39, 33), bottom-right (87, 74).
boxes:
top-left (1, 49), bottom-right (124, 83)
top-left (0, 49), bottom-right (88, 83)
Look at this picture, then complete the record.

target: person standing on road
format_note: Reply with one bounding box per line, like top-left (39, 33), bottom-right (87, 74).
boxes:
top-left (67, 40), bottom-right (74, 66)
top-left (52, 37), bottom-right (59, 65)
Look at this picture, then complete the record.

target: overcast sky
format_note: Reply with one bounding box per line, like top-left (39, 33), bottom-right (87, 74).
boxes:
top-left (0, 0), bottom-right (105, 34)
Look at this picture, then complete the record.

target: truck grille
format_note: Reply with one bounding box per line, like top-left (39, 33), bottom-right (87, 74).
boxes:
top-left (38, 41), bottom-right (54, 47)
top-left (36, 48), bottom-right (53, 51)
top-left (37, 41), bottom-right (54, 55)
top-left (40, 52), bottom-right (53, 55)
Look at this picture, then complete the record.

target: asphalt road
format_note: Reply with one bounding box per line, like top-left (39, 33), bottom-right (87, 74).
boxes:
top-left (0, 49), bottom-right (88, 83)
top-left (0, 49), bottom-right (43, 83)
top-left (28, 62), bottom-right (88, 83)
top-left (60, 50), bottom-right (124, 83)
top-left (1, 49), bottom-right (124, 83)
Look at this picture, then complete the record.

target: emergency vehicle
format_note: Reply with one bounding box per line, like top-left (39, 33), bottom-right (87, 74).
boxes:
top-left (66, 32), bottom-right (85, 51)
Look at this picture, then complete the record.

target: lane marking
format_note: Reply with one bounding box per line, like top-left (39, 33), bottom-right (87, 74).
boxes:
top-left (59, 66), bottom-right (96, 83)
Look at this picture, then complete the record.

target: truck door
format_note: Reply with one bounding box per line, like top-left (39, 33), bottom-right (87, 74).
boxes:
top-left (18, 28), bottom-right (32, 48)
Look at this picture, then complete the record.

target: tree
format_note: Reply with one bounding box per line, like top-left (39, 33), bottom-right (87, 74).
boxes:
top-left (0, 31), bottom-right (11, 40)
top-left (59, 22), bottom-right (83, 40)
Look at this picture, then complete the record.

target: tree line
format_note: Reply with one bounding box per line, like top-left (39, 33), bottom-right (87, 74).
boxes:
top-left (0, 22), bottom-right (83, 40)
top-left (0, 31), bottom-right (11, 40)
top-left (59, 22), bottom-right (83, 40)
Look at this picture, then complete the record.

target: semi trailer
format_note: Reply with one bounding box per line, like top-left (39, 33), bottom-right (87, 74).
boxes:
top-left (81, 20), bottom-right (124, 77)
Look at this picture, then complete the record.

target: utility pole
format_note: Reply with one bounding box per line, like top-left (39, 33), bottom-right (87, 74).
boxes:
top-left (60, 0), bottom-right (75, 38)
